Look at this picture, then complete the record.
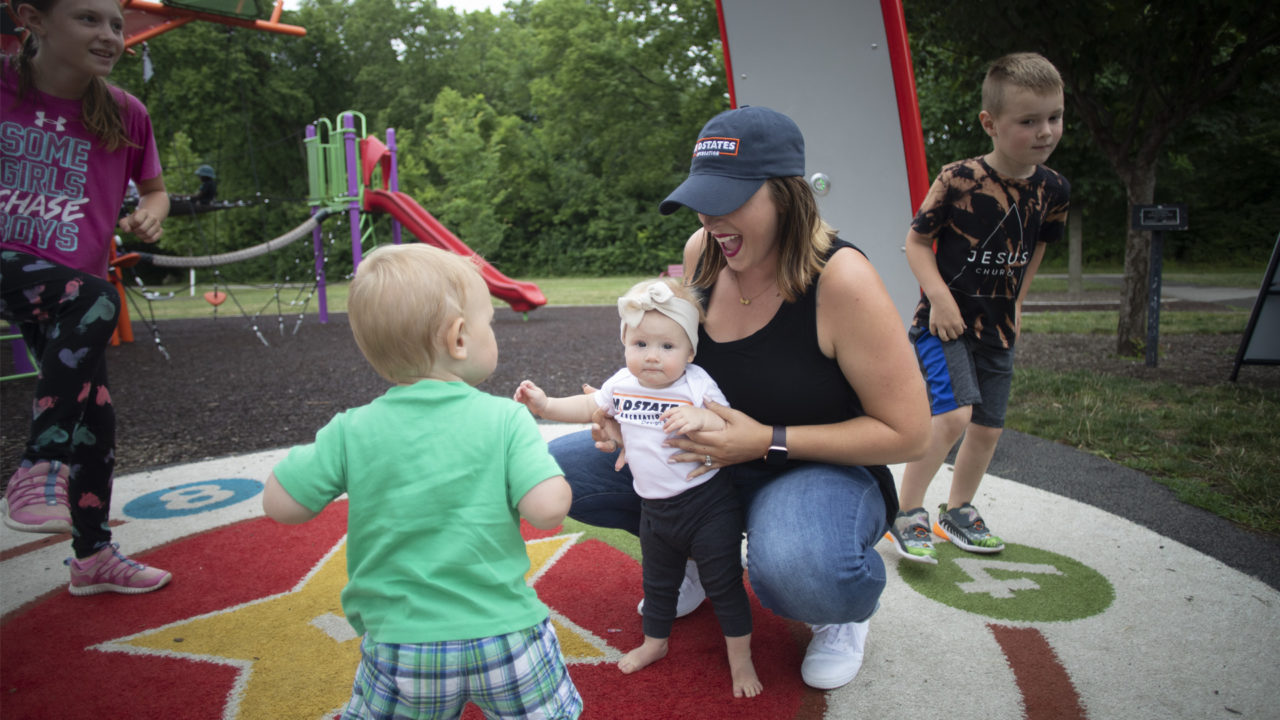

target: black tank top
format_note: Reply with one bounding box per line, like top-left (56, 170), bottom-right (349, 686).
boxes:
top-left (694, 239), bottom-right (898, 520)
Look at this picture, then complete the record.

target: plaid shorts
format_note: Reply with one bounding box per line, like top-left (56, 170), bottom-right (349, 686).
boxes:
top-left (341, 617), bottom-right (582, 720)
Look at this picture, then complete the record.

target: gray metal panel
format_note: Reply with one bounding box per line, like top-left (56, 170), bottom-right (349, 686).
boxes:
top-left (720, 0), bottom-right (919, 323)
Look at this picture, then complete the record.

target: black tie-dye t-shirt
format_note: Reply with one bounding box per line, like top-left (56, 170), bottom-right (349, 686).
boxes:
top-left (910, 157), bottom-right (1070, 349)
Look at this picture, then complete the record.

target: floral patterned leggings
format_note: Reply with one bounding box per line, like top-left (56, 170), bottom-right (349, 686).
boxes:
top-left (2, 251), bottom-right (119, 558)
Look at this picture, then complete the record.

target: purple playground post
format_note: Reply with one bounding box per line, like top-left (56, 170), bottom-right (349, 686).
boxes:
top-left (6, 325), bottom-right (37, 375)
top-left (343, 113), bottom-right (363, 269)
top-left (307, 123), bottom-right (329, 323)
top-left (388, 128), bottom-right (403, 245)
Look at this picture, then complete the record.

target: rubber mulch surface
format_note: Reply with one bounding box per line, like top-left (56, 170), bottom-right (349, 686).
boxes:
top-left (3, 307), bottom-right (622, 476)
top-left (4, 297), bottom-right (1276, 477)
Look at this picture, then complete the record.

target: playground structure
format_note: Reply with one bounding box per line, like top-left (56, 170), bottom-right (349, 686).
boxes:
top-left (102, 5), bottom-right (546, 318)
top-left (116, 0), bottom-right (305, 47)
top-left (0, 0), bottom-right (306, 55)
top-left (303, 110), bottom-right (548, 319)
top-left (96, 111), bottom-right (543, 351)
top-left (89, 109), bottom-right (545, 359)
top-left (5, 104), bottom-right (546, 373)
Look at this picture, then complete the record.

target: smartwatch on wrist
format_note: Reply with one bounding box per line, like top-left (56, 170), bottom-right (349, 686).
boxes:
top-left (764, 425), bottom-right (788, 466)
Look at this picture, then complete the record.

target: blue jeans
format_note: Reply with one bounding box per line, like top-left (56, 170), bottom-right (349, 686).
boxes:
top-left (550, 430), bottom-right (889, 625)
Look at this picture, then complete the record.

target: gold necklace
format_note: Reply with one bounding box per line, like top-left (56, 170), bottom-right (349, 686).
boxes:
top-left (733, 271), bottom-right (776, 305)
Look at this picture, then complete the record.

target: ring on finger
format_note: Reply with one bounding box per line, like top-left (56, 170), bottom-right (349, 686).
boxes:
top-left (703, 455), bottom-right (713, 467)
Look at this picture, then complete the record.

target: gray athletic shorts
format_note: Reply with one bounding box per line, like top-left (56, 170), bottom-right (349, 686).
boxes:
top-left (909, 326), bottom-right (1016, 428)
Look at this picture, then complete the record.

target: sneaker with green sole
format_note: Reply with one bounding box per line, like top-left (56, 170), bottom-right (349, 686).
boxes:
top-left (884, 507), bottom-right (938, 564)
top-left (934, 503), bottom-right (1005, 553)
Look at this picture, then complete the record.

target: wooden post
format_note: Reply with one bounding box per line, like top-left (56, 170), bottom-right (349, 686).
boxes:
top-left (1068, 208), bottom-right (1083, 294)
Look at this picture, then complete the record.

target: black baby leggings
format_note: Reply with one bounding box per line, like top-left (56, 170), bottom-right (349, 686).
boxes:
top-left (638, 473), bottom-right (752, 639)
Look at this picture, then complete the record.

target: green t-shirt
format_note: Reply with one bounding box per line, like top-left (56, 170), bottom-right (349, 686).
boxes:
top-left (273, 380), bottom-right (563, 643)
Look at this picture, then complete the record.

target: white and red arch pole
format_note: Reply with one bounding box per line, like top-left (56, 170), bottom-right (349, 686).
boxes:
top-left (715, 0), bottom-right (929, 324)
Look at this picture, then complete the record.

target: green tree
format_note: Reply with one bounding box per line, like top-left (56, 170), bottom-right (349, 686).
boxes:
top-left (401, 88), bottom-right (522, 258)
top-left (111, 18), bottom-right (332, 282)
top-left (1157, 50), bottom-right (1280, 267)
top-left (519, 0), bottom-right (726, 274)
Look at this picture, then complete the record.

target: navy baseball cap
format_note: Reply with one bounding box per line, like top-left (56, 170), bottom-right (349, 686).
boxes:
top-left (659, 106), bottom-right (805, 216)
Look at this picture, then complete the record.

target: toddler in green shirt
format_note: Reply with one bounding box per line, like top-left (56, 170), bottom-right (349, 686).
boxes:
top-left (263, 243), bottom-right (582, 719)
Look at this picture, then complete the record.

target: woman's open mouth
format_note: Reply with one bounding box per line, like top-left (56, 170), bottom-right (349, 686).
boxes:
top-left (714, 233), bottom-right (743, 258)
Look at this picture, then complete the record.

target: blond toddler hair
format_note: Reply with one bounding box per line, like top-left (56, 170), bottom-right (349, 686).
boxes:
top-left (348, 243), bottom-right (482, 384)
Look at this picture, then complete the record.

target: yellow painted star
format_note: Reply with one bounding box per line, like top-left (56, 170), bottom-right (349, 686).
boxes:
top-left (94, 531), bottom-right (618, 719)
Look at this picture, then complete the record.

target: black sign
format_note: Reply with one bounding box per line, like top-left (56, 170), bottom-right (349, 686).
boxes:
top-left (1131, 204), bottom-right (1188, 231)
top-left (1231, 233), bottom-right (1280, 380)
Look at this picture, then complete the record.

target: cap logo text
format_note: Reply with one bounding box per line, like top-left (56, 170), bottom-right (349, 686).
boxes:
top-left (693, 136), bottom-right (740, 158)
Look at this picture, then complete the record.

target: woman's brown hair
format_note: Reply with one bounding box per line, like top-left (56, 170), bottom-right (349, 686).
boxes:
top-left (8, 0), bottom-right (136, 151)
top-left (688, 176), bottom-right (836, 302)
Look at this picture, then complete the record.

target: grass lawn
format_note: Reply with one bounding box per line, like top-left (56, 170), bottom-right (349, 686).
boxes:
top-left (1021, 311), bottom-right (1251, 335)
top-left (1015, 310), bottom-right (1277, 535)
top-left (1008, 369), bottom-right (1279, 536)
top-left (1035, 267), bottom-right (1265, 289)
top-left (120, 276), bottom-right (647, 322)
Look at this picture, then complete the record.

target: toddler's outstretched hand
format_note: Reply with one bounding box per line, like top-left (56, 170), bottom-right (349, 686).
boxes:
top-left (584, 384), bottom-right (628, 471)
top-left (513, 380), bottom-right (548, 415)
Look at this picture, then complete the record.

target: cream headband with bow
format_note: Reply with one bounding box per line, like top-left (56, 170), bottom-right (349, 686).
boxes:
top-left (617, 281), bottom-right (700, 352)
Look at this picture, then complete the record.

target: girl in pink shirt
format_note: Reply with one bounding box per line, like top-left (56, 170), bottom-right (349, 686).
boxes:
top-left (1, 0), bottom-right (171, 595)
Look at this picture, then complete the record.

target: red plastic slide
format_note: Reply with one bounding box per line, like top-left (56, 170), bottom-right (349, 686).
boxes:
top-left (363, 188), bottom-right (547, 312)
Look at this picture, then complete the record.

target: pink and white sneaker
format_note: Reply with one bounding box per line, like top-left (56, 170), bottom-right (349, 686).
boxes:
top-left (2, 461), bottom-right (72, 534)
top-left (67, 544), bottom-right (172, 596)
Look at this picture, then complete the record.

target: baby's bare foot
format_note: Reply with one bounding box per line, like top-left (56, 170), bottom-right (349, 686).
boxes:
top-left (619, 636), bottom-right (668, 674)
top-left (732, 663), bottom-right (762, 698)
top-left (727, 634), bottom-right (762, 697)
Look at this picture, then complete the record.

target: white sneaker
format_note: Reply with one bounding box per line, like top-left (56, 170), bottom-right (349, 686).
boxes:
top-left (636, 559), bottom-right (705, 617)
top-left (801, 620), bottom-right (869, 689)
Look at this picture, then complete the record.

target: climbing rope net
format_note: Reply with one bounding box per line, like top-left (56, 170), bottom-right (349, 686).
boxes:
top-left (116, 210), bottom-right (334, 352)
